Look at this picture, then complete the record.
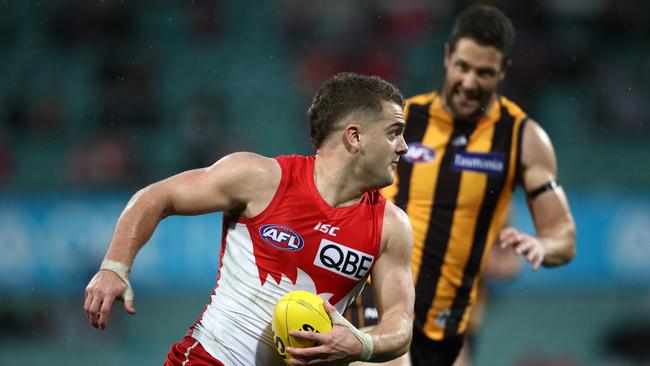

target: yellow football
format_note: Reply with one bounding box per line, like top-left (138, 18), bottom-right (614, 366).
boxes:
top-left (271, 290), bottom-right (333, 362)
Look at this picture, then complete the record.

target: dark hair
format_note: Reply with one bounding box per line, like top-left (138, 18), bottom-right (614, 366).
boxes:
top-left (308, 72), bottom-right (404, 149)
top-left (448, 5), bottom-right (515, 64)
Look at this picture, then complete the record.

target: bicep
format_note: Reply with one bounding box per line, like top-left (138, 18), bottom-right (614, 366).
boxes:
top-left (520, 121), bottom-right (573, 234)
top-left (371, 206), bottom-right (414, 317)
top-left (521, 120), bottom-right (557, 190)
top-left (153, 167), bottom-right (236, 216)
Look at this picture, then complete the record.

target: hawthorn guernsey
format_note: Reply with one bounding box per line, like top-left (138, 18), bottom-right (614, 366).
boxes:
top-left (190, 155), bottom-right (386, 365)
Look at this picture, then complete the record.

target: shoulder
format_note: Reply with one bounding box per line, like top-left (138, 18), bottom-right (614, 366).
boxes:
top-left (214, 151), bottom-right (279, 170)
top-left (522, 119), bottom-right (552, 147)
top-left (521, 119), bottom-right (555, 164)
top-left (381, 201), bottom-right (413, 252)
top-left (210, 152), bottom-right (280, 178)
top-left (519, 119), bottom-right (558, 188)
top-left (383, 200), bottom-right (410, 226)
top-left (207, 152), bottom-right (282, 196)
top-left (404, 91), bottom-right (437, 122)
top-left (499, 95), bottom-right (527, 121)
top-left (405, 91), bottom-right (437, 108)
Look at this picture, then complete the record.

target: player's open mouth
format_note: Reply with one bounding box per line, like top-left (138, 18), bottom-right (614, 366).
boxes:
top-left (456, 92), bottom-right (479, 106)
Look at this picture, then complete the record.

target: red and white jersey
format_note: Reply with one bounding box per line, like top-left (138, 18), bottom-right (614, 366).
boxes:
top-left (191, 155), bottom-right (387, 365)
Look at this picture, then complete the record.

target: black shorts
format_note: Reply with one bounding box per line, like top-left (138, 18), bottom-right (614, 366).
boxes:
top-left (410, 326), bottom-right (464, 366)
top-left (345, 285), bottom-right (464, 366)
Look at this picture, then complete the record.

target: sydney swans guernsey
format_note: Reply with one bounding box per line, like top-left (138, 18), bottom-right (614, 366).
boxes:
top-left (190, 155), bottom-right (386, 365)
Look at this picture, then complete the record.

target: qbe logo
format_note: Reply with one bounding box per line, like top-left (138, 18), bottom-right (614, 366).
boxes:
top-left (314, 239), bottom-right (374, 280)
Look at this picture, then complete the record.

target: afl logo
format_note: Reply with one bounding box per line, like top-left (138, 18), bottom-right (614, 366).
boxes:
top-left (403, 143), bottom-right (435, 163)
top-left (260, 224), bottom-right (304, 251)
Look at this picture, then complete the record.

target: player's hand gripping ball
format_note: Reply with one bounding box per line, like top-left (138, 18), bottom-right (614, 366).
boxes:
top-left (272, 290), bottom-right (332, 362)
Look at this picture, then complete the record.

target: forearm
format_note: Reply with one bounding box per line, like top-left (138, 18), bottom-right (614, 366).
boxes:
top-left (366, 309), bottom-right (413, 362)
top-left (104, 186), bottom-right (170, 267)
top-left (540, 221), bottom-right (576, 267)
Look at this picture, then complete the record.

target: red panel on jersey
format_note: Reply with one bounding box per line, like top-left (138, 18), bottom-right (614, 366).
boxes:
top-left (234, 155), bottom-right (386, 304)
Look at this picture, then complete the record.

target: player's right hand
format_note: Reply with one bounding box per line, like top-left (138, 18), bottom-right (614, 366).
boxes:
top-left (83, 270), bottom-right (136, 330)
top-left (498, 227), bottom-right (546, 271)
top-left (286, 300), bottom-right (367, 365)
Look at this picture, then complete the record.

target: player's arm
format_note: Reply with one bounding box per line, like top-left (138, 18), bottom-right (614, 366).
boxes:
top-left (366, 202), bottom-right (415, 361)
top-left (101, 152), bottom-right (279, 266)
top-left (84, 152), bottom-right (281, 329)
top-left (499, 120), bottom-right (576, 269)
top-left (286, 203), bottom-right (414, 365)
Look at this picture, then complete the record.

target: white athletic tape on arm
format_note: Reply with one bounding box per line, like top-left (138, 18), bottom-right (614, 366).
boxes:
top-left (329, 308), bottom-right (374, 361)
top-left (100, 260), bottom-right (134, 301)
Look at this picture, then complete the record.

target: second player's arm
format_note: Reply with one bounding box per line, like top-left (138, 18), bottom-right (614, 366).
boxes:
top-left (367, 202), bottom-right (415, 361)
top-left (517, 120), bottom-right (576, 267)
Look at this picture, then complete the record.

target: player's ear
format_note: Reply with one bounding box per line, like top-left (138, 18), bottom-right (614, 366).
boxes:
top-left (499, 58), bottom-right (511, 81)
top-left (444, 43), bottom-right (451, 69)
top-left (343, 124), bottom-right (361, 153)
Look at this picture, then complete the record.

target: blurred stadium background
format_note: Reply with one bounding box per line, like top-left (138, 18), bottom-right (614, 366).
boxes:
top-left (1, 1), bottom-right (649, 365)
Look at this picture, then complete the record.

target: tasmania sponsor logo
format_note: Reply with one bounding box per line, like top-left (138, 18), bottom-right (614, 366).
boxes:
top-left (314, 239), bottom-right (374, 280)
top-left (260, 224), bottom-right (304, 251)
top-left (403, 143), bottom-right (435, 163)
top-left (452, 151), bottom-right (506, 176)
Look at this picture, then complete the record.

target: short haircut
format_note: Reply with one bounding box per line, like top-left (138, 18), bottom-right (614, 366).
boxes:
top-left (448, 5), bottom-right (516, 65)
top-left (308, 72), bottom-right (404, 149)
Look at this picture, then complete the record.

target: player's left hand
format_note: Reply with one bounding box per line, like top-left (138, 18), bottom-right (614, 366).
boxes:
top-left (286, 300), bottom-right (362, 365)
top-left (84, 269), bottom-right (136, 330)
top-left (498, 227), bottom-right (546, 271)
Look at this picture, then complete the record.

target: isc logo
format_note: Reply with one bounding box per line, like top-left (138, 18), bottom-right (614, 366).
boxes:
top-left (313, 239), bottom-right (374, 280)
top-left (314, 222), bottom-right (340, 236)
top-left (260, 224), bottom-right (304, 251)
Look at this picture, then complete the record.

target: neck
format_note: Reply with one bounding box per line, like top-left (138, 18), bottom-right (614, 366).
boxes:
top-left (313, 153), bottom-right (366, 208)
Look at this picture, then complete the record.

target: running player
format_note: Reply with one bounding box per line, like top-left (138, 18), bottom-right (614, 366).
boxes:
top-left (83, 72), bottom-right (415, 365)
top-left (349, 5), bottom-right (576, 366)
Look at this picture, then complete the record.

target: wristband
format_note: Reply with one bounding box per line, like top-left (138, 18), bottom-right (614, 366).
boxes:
top-left (100, 260), bottom-right (134, 301)
top-left (329, 308), bottom-right (374, 361)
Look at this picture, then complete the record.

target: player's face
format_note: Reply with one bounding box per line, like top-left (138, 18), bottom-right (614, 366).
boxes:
top-left (360, 101), bottom-right (408, 188)
top-left (442, 37), bottom-right (506, 121)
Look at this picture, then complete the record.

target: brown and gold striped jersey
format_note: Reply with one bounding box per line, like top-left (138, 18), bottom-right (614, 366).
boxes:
top-left (383, 91), bottom-right (528, 340)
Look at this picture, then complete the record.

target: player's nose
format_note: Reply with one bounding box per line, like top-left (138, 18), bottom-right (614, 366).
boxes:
top-left (396, 135), bottom-right (408, 155)
top-left (460, 72), bottom-right (478, 91)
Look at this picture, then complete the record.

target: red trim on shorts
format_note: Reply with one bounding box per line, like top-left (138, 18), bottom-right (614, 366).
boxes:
top-left (164, 336), bottom-right (224, 366)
